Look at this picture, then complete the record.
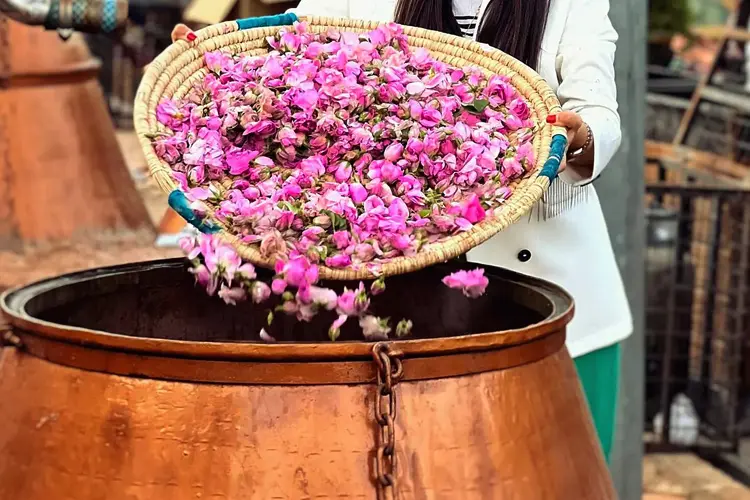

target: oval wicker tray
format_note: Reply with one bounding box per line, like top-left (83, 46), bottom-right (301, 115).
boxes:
top-left (134, 13), bottom-right (567, 280)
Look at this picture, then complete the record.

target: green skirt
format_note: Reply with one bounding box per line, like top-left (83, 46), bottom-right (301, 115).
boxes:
top-left (573, 342), bottom-right (621, 463)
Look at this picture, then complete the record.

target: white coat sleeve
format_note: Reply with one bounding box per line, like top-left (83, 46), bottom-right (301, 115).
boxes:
top-left (287, 0), bottom-right (350, 18)
top-left (555, 0), bottom-right (621, 186)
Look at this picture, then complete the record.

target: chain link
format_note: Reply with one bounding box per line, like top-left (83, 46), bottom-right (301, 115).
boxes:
top-left (372, 342), bottom-right (404, 500)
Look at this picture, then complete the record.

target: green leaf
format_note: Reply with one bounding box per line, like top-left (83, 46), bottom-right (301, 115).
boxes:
top-left (144, 132), bottom-right (169, 140)
top-left (462, 98), bottom-right (490, 115)
top-left (473, 99), bottom-right (490, 113)
top-left (330, 212), bottom-right (347, 231)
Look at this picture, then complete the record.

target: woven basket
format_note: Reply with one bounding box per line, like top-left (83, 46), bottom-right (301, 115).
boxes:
top-left (135, 13), bottom-right (567, 280)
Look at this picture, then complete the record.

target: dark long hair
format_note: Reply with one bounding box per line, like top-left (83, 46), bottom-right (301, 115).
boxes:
top-left (394, 0), bottom-right (551, 68)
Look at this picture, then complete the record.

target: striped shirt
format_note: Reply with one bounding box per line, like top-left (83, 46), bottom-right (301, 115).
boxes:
top-left (453, 0), bottom-right (484, 39)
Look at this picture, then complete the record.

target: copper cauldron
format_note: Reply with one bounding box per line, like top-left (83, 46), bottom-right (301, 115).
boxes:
top-left (0, 259), bottom-right (614, 499)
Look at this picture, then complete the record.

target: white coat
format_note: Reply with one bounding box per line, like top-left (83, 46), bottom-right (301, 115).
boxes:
top-left (291, 0), bottom-right (633, 357)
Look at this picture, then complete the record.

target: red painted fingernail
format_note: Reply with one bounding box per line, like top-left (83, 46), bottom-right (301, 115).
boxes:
top-left (546, 114), bottom-right (557, 124)
top-left (186, 32), bottom-right (197, 42)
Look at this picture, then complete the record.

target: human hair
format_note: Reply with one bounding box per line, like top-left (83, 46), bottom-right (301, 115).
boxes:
top-left (394, 0), bottom-right (551, 68)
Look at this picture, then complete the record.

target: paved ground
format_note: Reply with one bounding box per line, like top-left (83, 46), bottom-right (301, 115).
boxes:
top-left (644, 453), bottom-right (750, 499)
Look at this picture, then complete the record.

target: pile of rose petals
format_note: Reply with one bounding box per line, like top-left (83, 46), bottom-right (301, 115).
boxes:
top-left (154, 22), bottom-right (534, 341)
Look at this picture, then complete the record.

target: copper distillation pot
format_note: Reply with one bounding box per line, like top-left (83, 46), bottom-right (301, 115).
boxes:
top-left (0, 1), bottom-right (153, 255)
top-left (0, 260), bottom-right (615, 499)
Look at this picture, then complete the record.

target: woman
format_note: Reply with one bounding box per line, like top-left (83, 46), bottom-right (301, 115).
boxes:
top-left (169, 0), bottom-right (632, 461)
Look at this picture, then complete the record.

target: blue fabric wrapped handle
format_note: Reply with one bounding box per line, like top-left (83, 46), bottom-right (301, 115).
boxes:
top-left (45, 0), bottom-right (119, 33)
top-left (169, 13), bottom-right (297, 234)
top-left (539, 134), bottom-right (568, 180)
top-left (237, 13), bottom-right (298, 30)
top-left (168, 190), bottom-right (220, 234)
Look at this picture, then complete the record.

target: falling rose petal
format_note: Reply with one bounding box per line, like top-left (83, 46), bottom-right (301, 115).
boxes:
top-left (396, 319), bottom-right (413, 338)
top-left (370, 277), bottom-right (386, 295)
top-left (360, 315), bottom-right (391, 341)
top-left (259, 328), bottom-right (276, 343)
top-left (251, 281), bottom-right (272, 303)
top-left (218, 285), bottom-right (246, 305)
top-left (328, 314), bottom-right (348, 341)
top-left (272, 279), bottom-right (288, 295)
top-left (442, 268), bottom-right (489, 299)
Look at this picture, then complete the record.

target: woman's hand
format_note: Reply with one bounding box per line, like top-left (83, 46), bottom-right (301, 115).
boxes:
top-left (547, 111), bottom-right (593, 176)
top-left (171, 23), bottom-right (196, 43)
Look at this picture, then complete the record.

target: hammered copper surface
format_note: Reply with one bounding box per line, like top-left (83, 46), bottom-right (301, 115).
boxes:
top-left (0, 260), bottom-right (614, 499)
top-left (0, 348), bottom-right (612, 499)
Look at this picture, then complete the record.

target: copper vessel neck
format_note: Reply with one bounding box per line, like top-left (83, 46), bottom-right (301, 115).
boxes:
top-left (2, 259), bottom-right (574, 384)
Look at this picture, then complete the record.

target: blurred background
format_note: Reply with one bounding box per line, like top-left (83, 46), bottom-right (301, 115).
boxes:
top-left (4, 0), bottom-right (750, 498)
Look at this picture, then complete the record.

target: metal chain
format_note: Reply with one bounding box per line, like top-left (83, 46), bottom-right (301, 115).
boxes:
top-left (372, 342), bottom-right (404, 500)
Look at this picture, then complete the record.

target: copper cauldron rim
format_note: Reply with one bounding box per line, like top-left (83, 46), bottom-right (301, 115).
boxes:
top-left (1, 259), bottom-right (574, 364)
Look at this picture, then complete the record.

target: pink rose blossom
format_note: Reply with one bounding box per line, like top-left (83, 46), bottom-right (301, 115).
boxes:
top-left (238, 263), bottom-right (257, 280)
top-left (337, 283), bottom-right (369, 317)
top-left (190, 263), bottom-right (219, 296)
top-left (218, 285), bottom-right (246, 305)
top-left (383, 143), bottom-right (404, 162)
top-left (156, 99), bottom-right (188, 130)
top-left (326, 253), bottom-right (352, 268)
top-left (461, 194), bottom-right (486, 224)
top-left (271, 278), bottom-right (287, 295)
top-left (309, 286), bottom-right (339, 310)
top-left (251, 281), bottom-right (272, 303)
top-left (332, 230), bottom-right (351, 249)
top-left (328, 314), bottom-right (348, 341)
top-left (349, 183), bottom-right (368, 204)
top-left (442, 268), bottom-right (489, 298)
top-left (260, 230), bottom-right (287, 259)
top-left (502, 157), bottom-right (524, 180)
top-left (508, 98), bottom-right (531, 120)
top-left (334, 161), bottom-right (353, 182)
top-left (360, 315), bottom-right (391, 341)
top-left (370, 277), bottom-right (386, 295)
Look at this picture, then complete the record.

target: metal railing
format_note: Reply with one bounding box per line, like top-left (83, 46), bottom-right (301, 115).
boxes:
top-left (645, 183), bottom-right (750, 459)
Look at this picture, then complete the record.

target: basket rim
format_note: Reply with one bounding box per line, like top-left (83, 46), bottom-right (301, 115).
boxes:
top-left (134, 15), bottom-right (566, 280)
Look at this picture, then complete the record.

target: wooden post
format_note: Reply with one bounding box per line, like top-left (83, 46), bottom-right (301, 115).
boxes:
top-left (600, 0), bottom-right (646, 497)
